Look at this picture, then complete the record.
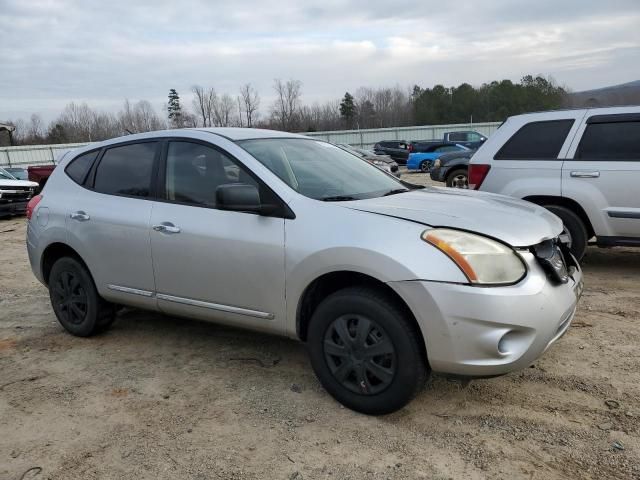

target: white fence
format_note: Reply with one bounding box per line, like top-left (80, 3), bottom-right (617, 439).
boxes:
top-left (0, 122), bottom-right (502, 167)
top-left (304, 121), bottom-right (501, 149)
top-left (0, 143), bottom-right (89, 167)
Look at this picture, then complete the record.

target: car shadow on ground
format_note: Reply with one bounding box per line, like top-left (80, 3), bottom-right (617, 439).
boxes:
top-left (581, 246), bottom-right (640, 275)
top-left (103, 307), bottom-right (489, 414)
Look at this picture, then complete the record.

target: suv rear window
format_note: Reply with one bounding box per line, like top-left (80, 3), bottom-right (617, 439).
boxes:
top-left (93, 142), bottom-right (157, 197)
top-left (576, 121), bottom-right (640, 160)
top-left (66, 150), bottom-right (99, 185)
top-left (495, 120), bottom-right (574, 160)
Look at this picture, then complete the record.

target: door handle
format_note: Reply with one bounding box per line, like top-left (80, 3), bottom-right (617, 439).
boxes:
top-left (153, 223), bottom-right (181, 234)
top-left (570, 171), bottom-right (600, 178)
top-left (70, 211), bottom-right (90, 221)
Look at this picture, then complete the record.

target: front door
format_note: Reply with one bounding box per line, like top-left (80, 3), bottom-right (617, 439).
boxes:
top-left (149, 140), bottom-right (286, 333)
top-left (563, 114), bottom-right (640, 239)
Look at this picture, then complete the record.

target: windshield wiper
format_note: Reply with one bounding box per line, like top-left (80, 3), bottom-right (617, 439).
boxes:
top-left (320, 195), bottom-right (357, 202)
top-left (382, 188), bottom-right (409, 196)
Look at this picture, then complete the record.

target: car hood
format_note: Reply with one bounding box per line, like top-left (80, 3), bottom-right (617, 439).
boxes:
top-left (0, 179), bottom-right (39, 188)
top-left (438, 150), bottom-right (474, 165)
top-left (344, 187), bottom-right (563, 247)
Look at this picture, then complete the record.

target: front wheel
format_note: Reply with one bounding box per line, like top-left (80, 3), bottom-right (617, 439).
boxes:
top-left (420, 161), bottom-right (430, 173)
top-left (49, 257), bottom-right (115, 336)
top-left (307, 287), bottom-right (428, 415)
top-left (446, 168), bottom-right (469, 188)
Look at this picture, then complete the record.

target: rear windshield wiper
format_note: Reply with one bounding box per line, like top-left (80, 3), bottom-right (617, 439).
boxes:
top-left (320, 195), bottom-right (357, 202)
top-left (382, 188), bottom-right (409, 196)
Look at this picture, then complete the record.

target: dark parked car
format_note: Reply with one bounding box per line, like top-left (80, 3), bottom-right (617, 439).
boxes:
top-left (429, 149), bottom-right (475, 188)
top-left (373, 140), bottom-right (409, 164)
top-left (442, 131), bottom-right (486, 149)
top-left (337, 144), bottom-right (400, 177)
top-left (408, 131), bottom-right (487, 154)
top-left (4, 167), bottom-right (28, 180)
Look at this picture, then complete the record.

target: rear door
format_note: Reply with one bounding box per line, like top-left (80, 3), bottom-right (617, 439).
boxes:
top-left (478, 110), bottom-right (586, 198)
top-left (563, 112), bottom-right (640, 239)
top-left (66, 141), bottom-right (159, 310)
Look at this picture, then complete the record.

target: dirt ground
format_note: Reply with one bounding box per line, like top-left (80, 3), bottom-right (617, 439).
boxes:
top-left (1, 172), bottom-right (639, 480)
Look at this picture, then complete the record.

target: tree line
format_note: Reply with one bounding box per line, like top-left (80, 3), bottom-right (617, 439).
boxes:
top-left (3, 75), bottom-right (568, 146)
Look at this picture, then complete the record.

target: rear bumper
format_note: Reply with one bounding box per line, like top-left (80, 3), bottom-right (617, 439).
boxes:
top-left (0, 200), bottom-right (28, 216)
top-left (389, 252), bottom-right (583, 377)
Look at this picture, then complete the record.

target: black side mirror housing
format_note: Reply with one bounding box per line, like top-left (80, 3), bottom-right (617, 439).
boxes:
top-left (216, 183), bottom-right (262, 213)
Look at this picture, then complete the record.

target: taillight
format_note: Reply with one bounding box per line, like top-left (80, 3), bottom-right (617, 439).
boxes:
top-left (408, 144), bottom-right (413, 153)
top-left (468, 164), bottom-right (491, 190)
top-left (26, 195), bottom-right (42, 220)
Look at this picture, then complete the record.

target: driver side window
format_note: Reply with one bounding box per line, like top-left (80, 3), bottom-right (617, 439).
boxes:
top-left (165, 141), bottom-right (258, 208)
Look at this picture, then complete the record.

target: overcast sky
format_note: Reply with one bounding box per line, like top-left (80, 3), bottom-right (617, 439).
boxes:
top-left (2, 0), bottom-right (640, 122)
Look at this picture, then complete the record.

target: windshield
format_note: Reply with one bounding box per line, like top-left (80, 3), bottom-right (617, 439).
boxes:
top-left (6, 168), bottom-right (27, 180)
top-left (239, 138), bottom-right (406, 201)
top-left (0, 168), bottom-right (17, 180)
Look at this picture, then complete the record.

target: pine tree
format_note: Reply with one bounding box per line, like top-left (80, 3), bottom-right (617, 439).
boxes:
top-left (339, 92), bottom-right (356, 128)
top-left (167, 89), bottom-right (183, 128)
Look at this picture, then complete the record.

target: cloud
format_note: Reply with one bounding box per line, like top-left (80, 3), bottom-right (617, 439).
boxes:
top-left (1, 0), bottom-right (639, 121)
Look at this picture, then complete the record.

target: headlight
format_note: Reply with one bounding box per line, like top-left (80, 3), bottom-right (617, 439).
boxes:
top-left (433, 159), bottom-right (441, 168)
top-left (422, 228), bottom-right (526, 284)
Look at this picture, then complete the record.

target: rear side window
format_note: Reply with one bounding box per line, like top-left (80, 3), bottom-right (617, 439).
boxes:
top-left (93, 142), bottom-right (157, 197)
top-left (448, 132), bottom-right (468, 142)
top-left (576, 121), bottom-right (640, 160)
top-left (66, 150), bottom-right (99, 185)
top-left (495, 120), bottom-right (574, 160)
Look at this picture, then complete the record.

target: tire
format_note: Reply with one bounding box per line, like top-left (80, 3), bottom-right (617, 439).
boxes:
top-left (445, 168), bottom-right (469, 188)
top-left (48, 257), bottom-right (115, 337)
top-left (420, 161), bottom-right (430, 173)
top-left (307, 287), bottom-right (429, 415)
top-left (544, 205), bottom-right (588, 262)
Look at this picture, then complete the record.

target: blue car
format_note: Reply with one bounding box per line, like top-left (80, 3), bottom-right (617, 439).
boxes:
top-left (406, 143), bottom-right (470, 172)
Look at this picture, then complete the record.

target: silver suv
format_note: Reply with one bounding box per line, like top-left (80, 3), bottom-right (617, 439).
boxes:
top-left (468, 106), bottom-right (640, 260)
top-left (27, 128), bottom-right (583, 414)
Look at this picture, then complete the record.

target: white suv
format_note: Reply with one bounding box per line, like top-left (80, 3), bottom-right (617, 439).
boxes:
top-left (468, 106), bottom-right (640, 260)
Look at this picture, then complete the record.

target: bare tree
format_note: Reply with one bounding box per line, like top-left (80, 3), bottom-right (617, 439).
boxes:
top-left (213, 94), bottom-right (236, 127)
top-left (119, 99), bottom-right (165, 133)
top-left (182, 111), bottom-right (199, 128)
top-left (237, 96), bottom-right (243, 127)
top-left (272, 78), bottom-right (302, 131)
top-left (191, 85), bottom-right (217, 127)
top-left (239, 83), bottom-right (260, 127)
top-left (28, 114), bottom-right (45, 139)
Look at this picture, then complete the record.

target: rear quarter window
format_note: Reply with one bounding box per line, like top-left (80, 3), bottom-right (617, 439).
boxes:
top-left (65, 150), bottom-right (100, 185)
top-left (495, 120), bottom-right (574, 160)
top-left (576, 121), bottom-right (640, 160)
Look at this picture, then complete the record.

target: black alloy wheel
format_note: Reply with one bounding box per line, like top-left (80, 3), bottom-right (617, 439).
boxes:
top-left (52, 270), bottom-right (88, 325)
top-left (323, 314), bottom-right (396, 395)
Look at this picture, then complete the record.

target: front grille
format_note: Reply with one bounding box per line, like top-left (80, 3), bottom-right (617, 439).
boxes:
top-left (0, 187), bottom-right (33, 202)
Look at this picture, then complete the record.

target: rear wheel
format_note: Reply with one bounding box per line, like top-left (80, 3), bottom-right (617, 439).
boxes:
top-left (446, 168), bottom-right (469, 188)
top-left (544, 205), bottom-right (588, 261)
top-left (48, 257), bottom-right (115, 336)
top-left (307, 287), bottom-right (428, 415)
top-left (420, 161), bottom-right (430, 173)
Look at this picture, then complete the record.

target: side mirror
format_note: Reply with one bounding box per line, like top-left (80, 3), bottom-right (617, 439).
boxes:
top-left (216, 183), bottom-right (262, 213)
